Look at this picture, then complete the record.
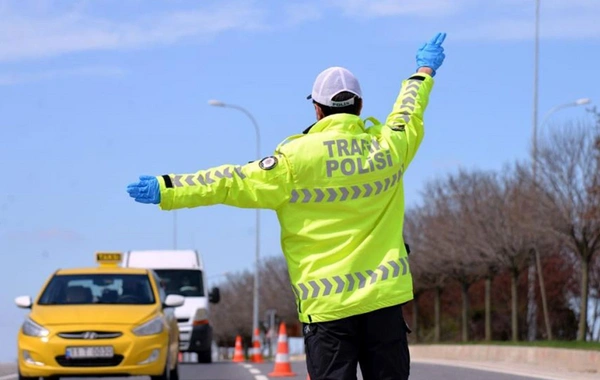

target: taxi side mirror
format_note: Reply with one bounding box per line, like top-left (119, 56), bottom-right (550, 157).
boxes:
top-left (15, 296), bottom-right (32, 309)
top-left (163, 294), bottom-right (185, 308)
top-left (209, 287), bottom-right (220, 304)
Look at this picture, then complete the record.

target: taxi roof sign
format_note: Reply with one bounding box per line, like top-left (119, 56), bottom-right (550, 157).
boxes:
top-left (96, 252), bottom-right (123, 266)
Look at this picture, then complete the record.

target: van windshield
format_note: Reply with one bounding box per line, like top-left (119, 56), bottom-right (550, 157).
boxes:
top-left (154, 269), bottom-right (204, 297)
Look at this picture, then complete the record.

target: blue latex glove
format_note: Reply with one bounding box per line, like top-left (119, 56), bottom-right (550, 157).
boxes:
top-left (127, 175), bottom-right (161, 204)
top-left (416, 32), bottom-right (447, 77)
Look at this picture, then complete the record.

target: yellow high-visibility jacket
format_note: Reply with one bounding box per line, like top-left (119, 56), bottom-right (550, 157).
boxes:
top-left (157, 72), bottom-right (434, 323)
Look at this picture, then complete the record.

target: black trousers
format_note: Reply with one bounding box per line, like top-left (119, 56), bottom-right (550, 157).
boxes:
top-left (303, 304), bottom-right (410, 380)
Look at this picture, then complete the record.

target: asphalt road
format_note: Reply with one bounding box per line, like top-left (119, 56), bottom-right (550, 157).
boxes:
top-left (0, 362), bottom-right (575, 380)
top-left (0, 364), bottom-right (16, 378)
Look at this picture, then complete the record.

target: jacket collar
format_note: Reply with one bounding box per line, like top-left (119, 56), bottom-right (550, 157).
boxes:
top-left (302, 114), bottom-right (366, 135)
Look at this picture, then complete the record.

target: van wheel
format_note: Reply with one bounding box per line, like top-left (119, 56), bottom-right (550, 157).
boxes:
top-left (197, 350), bottom-right (212, 364)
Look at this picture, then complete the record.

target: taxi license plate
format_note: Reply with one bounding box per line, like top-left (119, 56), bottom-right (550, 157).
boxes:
top-left (66, 346), bottom-right (114, 359)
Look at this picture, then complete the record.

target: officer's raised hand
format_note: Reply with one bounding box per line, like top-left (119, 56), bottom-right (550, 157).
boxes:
top-left (127, 175), bottom-right (161, 204)
top-left (416, 32), bottom-right (447, 76)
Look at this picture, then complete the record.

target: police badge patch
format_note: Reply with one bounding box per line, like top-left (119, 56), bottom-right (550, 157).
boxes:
top-left (258, 155), bottom-right (278, 170)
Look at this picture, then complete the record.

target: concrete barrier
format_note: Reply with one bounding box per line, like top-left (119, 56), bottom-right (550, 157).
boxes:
top-left (409, 344), bottom-right (600, 374)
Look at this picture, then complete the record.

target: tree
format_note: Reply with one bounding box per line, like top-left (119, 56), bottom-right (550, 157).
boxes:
top-left (258, 255), bottom-right (298, 328)
top-left (429, 169), bottom-right (503, 342)
top-left (211, 269), bottom-right (254, 346)
top-left (420, 172), bottom-right (491, 342)
top-left (211, 255), bottom-right (298, 347)
top-left (405, 206), bottom-right (450, 342)
top-left (481, 164), bottom-right (539, 341)
top-left (589, 254), bottom-right (600, 341)
top-left (536, 121), bottom-right (600, 340)
top-left (451, 170), bottom-right (505, 342)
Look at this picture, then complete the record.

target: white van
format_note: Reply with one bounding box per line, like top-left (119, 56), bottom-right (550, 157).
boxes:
top-left (122, 250), bottom-right (220, 363)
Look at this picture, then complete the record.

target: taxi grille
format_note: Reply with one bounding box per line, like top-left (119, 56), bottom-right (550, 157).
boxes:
top-left (55, 355), bottom-right (124, 367)
top-left (58, 331), bottom-right (122, 340)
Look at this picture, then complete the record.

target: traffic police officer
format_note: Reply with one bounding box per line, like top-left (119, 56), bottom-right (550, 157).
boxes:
top-left (127, 32), bottom-right (447, 379)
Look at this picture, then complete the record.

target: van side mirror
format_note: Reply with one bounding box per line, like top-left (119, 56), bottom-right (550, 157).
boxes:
top-left (209, 287), bottom-right (220, 304)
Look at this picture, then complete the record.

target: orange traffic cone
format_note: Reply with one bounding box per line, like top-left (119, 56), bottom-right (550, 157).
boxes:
top-left (251, 328), bottom-right (265, 363)
top-left (268, 322), bottom-right (297, 377)
top-left (232, 335), bottom-right (245, 362)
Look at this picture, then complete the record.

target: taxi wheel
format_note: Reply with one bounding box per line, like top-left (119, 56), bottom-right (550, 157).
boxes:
top-left (170, 361), bottom-right (179, 380)
top-left (151, 353), bottom-right (172, 380)
top-left (150, 367), bottom-right (169, 380)
top-left (17, 370), bottom-right (38, 380)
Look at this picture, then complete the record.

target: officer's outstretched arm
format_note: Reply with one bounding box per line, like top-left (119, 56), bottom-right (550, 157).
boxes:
top-left (156, 154), bottom-right (292, 211)
top-left (383, 32), bottom-right (446, 169)
top-left (383, 71), bottom-right (434, 169)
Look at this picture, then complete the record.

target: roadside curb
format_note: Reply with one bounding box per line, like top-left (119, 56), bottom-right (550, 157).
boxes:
top-left (409, 345), bottom-right (600, 375)
top-left (289, 355), bottom-right (306, 362)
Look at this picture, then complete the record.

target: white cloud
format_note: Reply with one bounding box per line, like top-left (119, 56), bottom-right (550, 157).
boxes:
top-left (326, 0), bottom-right (600, 41)
top-left (326, 0), bottom-right (465, 18)
top-left (0, 1), bottom-right (267, 62)
top-left (0, 66), bottom-right (125, 85)
top-left (0, 0), bottom-right (597, 65)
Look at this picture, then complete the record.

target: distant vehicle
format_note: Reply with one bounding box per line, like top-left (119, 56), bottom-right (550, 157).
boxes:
top-left (15, 252), bottom-right (184, 380)
top-left (123, 250), bottom-right (220, 364)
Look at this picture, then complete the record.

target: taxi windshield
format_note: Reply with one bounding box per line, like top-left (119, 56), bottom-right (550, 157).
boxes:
top-left (38, 274), bottom-right (156, 305)
top-left (154, 269), bottom-right (204, 297)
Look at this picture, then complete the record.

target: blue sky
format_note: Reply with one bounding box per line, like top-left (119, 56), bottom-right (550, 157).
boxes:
top-left (0, 0), bottom-right (599, 361)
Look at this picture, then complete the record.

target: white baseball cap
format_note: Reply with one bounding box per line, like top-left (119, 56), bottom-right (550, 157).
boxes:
top-left (307, 66), bottom-right (362, 108)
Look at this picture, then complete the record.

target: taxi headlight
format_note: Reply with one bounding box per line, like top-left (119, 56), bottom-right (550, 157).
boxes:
top-left (22, 318), bottom-right (49, 338)
top-left (133, 316), bottom-right (164, 336)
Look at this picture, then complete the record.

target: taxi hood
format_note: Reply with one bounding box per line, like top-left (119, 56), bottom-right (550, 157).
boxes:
top-left (30, 305), bottom-right (160, 326)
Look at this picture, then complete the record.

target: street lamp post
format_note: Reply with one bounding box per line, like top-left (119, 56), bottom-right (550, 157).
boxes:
top-left (539, 99), bottom-right (591, 131)
top-left (173, 211), bottom-right (178, 249)
top-left (528, 0), bottom-right (591, 341)
top-left (208, 99), bottom-right (262, 338)
top-left (527, 0), bottom-right (541, 342)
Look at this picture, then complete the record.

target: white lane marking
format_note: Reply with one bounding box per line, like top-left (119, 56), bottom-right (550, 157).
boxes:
top-left (240, 363), bottom-right (269, 380)
top-left (0, 374), bottom-right (17, 380)
top-left (412, 359), bottom-right (579, 380)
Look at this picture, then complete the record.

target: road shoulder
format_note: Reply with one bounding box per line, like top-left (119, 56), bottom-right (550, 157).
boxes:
top-left (411, 358), bottom-right (600, 380)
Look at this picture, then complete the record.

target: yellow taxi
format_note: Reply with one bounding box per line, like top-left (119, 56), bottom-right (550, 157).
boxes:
top-left (15, 252), bottom-right (184, 380)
